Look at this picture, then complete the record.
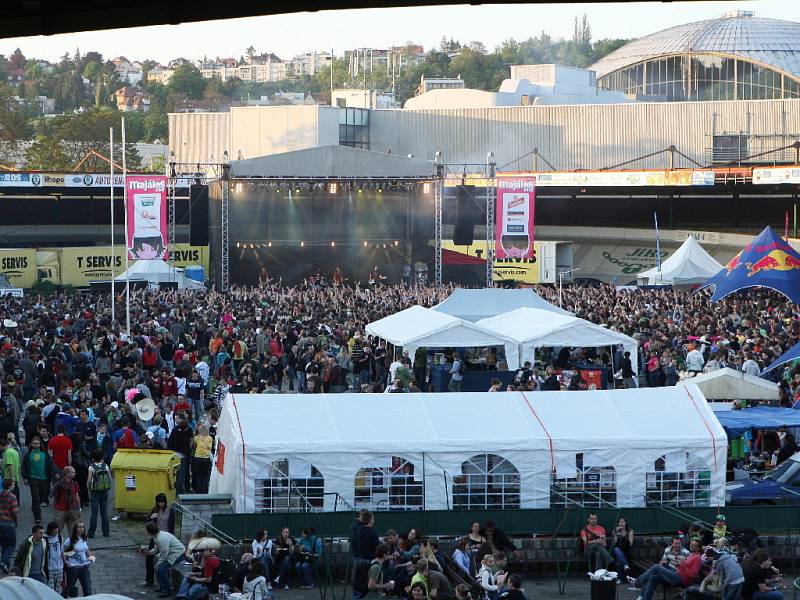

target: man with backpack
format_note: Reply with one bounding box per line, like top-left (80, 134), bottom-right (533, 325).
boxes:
top-left (113, 421), bottom-right (139, 450)
top-left (86, 449), bottom-right (111, 538)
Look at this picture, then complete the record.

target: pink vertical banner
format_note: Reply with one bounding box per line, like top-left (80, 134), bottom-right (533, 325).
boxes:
top-left (125, 175), bottom-right (169, 260)
top-left (495, 175), bottom-right (536, 259)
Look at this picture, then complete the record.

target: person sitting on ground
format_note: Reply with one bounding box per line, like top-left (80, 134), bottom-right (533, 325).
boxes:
top-left (144, 521), bottom-right (186, 598)
top-left (712, 515), bottom-right (729, 542)
top-left (742, 549), bottom-right (784, 600)
top-left (499, 574), bottom-right (527, 600)
top-left (175, 546), bottom-right (221, 600)
top-left (627, 539), bottom-right (703, 600)
top-left (610, 517), bottom-right (634, 576)
top-left (580, 513), bottom-right (610, 570)
top-left (452, 537), bottom-right (472, 577)
top-left (243, 559), bottom-right (270, 600)
top-left (477, 554), bottom-right (505, 600)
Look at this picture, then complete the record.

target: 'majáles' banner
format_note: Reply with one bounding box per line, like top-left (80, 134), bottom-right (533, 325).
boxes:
top-left (126, 175), bottom-right (168, 260)
top-left (495, 175), bottom-right (536, 259)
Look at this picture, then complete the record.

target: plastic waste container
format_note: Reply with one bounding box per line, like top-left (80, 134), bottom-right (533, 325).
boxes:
top-left (110, 449), bottom-right (181, 514)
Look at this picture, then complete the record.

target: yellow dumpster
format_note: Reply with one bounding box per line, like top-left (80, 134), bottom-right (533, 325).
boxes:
top-left (110, 449), bottom-right (181, 514)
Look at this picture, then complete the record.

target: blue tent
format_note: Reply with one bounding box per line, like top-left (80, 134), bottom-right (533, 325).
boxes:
top-left (713, 406), bottom-right (800, 437)
top-left (700, 226), bottom-right (800, 303)
top-left (763, 339), bottom-right (800, 374)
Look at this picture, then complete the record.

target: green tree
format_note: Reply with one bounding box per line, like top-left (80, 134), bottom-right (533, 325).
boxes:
top-left (25, 134), bottom-right (71, 170)
top-left (168, 64), bottom-right (207, 100)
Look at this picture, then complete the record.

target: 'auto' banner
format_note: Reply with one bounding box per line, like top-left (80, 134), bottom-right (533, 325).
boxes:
top-left (126, 175), bottom-right (168, 260)
top-left (495, 175), bottom-right (536, 259)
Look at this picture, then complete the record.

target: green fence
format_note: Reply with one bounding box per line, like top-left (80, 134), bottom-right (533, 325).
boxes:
top-left (212, 505), bottom-right (800, 541)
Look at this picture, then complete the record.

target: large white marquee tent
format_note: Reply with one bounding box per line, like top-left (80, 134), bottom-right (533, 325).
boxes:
top-left (211, 385), bottom-right (726, 513)
top-left (637, 236), bottom-right (723, 286)
top-left (365, 306), bottom-right (521, 368)
top-left (477, 307), bottom-right (639, 373)
top-left (677, 367), bottom-right (779, 402)
top-left (433, 288), bottom-right (571, 321)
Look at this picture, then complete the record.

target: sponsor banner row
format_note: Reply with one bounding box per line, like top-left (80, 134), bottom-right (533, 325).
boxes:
top-left (442, 240), bottom-right (541, 284)
top-left (752, 167), bottom-right (800, 185)
top-left (445, 170), bottom-right (716, 188)
top-left (0, 244), bottom-right (208, 289)
top-left (0, 172), bottom-right (192, 188)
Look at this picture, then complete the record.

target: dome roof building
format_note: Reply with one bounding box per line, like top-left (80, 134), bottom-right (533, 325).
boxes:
top-left (590, 11), bottom-right (800, 101)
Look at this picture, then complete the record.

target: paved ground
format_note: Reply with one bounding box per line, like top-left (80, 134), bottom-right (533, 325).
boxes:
top-left (7, 479), bottom-right (611, 599)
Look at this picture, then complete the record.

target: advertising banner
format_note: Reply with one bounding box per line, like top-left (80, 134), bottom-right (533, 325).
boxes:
top-left (0, 172), bottom-right (190, 189)
top-left (445, 170), bottom-right (716, 189)
top-left (0, 249), bottom-right (37, 288)
top-left (43, 244), bottom-right (208, 287)
top-left (753, 167), bottom-right (800, 185)
top-left (495, 175), bottom-right (536, 259)
top-left (57, 247), bottom-right (126, 287)
top-left (125, 175), bottom-right (168, 260)
top-left (441, 240), bottom-right (540, 284)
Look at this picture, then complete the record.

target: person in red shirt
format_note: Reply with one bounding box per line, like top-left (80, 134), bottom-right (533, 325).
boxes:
top-left (173, 344), bottom-right (186, 365)
top-left (174, 394), bottom-right (192, 417)
top-left (160, 370), bottom-right (178, 399)
top-left (581, 513), bottom-right (610, 570)
top-left (630, 539), bottom-right (703, 600)
top-left (176, 547), bottom-right (221, 599)
top-left (48, 425), bottom-right (73, 471)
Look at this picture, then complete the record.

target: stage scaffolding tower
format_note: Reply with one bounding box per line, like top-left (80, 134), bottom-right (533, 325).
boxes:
top-left (434, 154), bottom-right (497, 288)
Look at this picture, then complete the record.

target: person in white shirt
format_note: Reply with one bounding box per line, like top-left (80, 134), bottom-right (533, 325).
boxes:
top-left (742, 354), bottom-right (761, 376)
top-left (251, 528), bottom-right (274, 588)
top-left (685, 344), bottom-right (705, 374)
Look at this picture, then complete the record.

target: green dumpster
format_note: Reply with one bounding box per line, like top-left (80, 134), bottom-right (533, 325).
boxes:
top-left (110, 449), bottom-right (181, 514)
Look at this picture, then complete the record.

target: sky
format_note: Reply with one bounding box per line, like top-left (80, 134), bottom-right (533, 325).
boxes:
top-left (0, 1), bottom-right (797, 64)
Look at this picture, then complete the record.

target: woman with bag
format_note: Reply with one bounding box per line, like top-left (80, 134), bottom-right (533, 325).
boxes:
top-left (51, 466), bottom-right (81, 535)
top-left (243, 559), bottom-right (272, 600)
top-left (63, 521), bottom-right (95, 597)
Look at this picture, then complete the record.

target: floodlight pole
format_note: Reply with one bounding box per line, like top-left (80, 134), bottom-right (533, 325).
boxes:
top-left (485, 152), bottom-right (496, 288)
top-left (109, 127), bottom-right (115, 328)
top-left (168, 151), bottom-right (176, 283)
top-left (434, 151), bottom-right (444, 286)
top-left (221, 151), bottom-right (230, 292)
top-left (558, 267), bottom-right (581, 308)
top-left (122, 117), bottom-right (130, 336)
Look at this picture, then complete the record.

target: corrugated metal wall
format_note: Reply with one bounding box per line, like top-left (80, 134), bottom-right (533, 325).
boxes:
top-left (170, 99), bottom-right (800, 170)
top-left (168, 112), bottom-right (230, 165)
top-left (369, 99), bottom-right (800, 170)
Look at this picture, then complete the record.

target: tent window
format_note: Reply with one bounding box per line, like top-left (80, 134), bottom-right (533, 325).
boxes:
top-left (354, 456), bottom-right (423, 511)
top-left (646, 453), bottom-right (711, 508)
top-left (453, 453), bottom-right (520, 509)
top-left (550, 453), bottom-right (617, 508)
top-left (255, 458), bottom-right (324, 513)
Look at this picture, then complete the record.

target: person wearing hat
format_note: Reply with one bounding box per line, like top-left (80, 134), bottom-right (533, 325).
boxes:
top-left (713, 515), bottom-right (729, 542)
top-left (136, 397), bottom-right (157, 429)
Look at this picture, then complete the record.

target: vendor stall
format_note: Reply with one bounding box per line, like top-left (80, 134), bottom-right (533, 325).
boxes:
top-left (211, 385), bottom-right (727, 512)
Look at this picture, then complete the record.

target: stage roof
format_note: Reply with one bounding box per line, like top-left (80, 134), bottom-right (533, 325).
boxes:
top-left (229, 145), bottom-right (438, 180)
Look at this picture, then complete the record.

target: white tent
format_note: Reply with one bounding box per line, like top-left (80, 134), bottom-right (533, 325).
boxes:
top-left (477, 307), bottom-right (639, 374)
top-left (677, 367), bottom-right (779, 401)
top-left (211, 385), bottom-right (726, 512)
top-left (433, 288), bottom-right (571, 322)
top-left (0, 577), bottom-right (133, 600)
top-left (365, 306), bottom-right (520, 368)
top-left (638, 236), bottom-right (723, 286)
top-left (113, 260), bottom-right (204, 290)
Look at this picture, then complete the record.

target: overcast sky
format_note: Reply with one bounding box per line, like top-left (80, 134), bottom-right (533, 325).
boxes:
top-left (0, 1), bottom-right (796, 64)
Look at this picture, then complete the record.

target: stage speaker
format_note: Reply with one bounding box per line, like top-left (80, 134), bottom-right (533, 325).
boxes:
top-left (453, 185), bottom-right (476, 246)
top-left (189, 184), bottom-right (210, 246)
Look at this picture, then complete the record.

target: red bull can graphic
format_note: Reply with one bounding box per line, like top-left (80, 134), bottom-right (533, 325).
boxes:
top-left (725, 251), bottom-right (742, 275)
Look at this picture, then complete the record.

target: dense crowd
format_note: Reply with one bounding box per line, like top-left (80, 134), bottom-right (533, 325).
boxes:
top-left (0, 280), bottom-right (795, 597)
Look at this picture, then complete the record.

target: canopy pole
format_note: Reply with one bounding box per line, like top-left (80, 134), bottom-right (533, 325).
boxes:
top-left (110, 126), bottom-right (115, 329)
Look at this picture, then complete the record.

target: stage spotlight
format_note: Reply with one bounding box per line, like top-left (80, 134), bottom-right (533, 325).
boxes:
top-left (382, 243), bottom-right (387, 249)
top-left (358, 182), bottom-right (363, 192)
top-left (268, 241), bottom-right (272, 247)
top-left (331, 241), bottom-right (335, 247)
top-left (423, 182), bottom-right (431, 194)
top-left (300, 241), bottom-right (305, 247)
top-left (234, 183), bottom-right (243, 193)
top-left (363, 240), bottom-right (368, 247)
top-left (328, 182), bottom-right (338, 194)
top-left (394, 240), bottom-right (399, 246)
top-left (236, 242), bottom-right (240, 248)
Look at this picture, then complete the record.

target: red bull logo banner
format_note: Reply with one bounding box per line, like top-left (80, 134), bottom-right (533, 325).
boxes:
top-left (125, 175), bottom-right (169, 261)
top-left (702, 226), bottom-right (800, 302)
top-left (495, 175), bottom-right (536, 259)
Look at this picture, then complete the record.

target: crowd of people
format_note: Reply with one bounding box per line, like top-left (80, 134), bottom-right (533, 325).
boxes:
top-left (0, 279), bottom-right (795, 597)
top-left (578, 511), bottom-right (785, 600)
